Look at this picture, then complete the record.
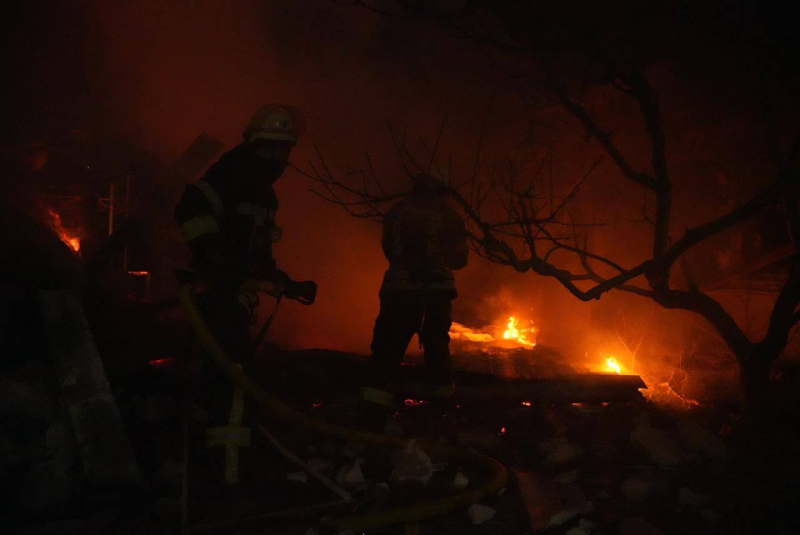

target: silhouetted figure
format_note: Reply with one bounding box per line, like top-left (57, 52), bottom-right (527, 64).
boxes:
top-left (174, 105), bottom-right (316, 491)
top-left (360, 173), bottom-right (468, 431)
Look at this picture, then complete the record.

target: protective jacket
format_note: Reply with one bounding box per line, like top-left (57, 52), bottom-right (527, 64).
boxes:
top-left (174, 144), bottom-right (284, 278)
top-left (379, 194), bottom-right (468, 297)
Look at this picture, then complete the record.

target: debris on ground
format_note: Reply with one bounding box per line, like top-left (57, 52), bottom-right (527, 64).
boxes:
top-left (467, 503), bottom-right (496, 524)
top-left (390, 440), bottom-right (433, 487)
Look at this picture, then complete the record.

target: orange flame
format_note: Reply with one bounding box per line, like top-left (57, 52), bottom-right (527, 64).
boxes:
top-left (450, 316), bottom-right (537, 348)
top-left (46, 208), bottom-right (81, 253)
top-left (503, 316), bottom-right (536, 347)
top-left (605, 356), bottom-right (622, 374)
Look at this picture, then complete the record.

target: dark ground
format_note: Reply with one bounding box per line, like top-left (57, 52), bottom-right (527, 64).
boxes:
top-left (4, 335), bottom-right (800, 534)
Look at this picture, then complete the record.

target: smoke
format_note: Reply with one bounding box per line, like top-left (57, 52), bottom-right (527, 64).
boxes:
top-left (8, 0), bottom-right (799, 389)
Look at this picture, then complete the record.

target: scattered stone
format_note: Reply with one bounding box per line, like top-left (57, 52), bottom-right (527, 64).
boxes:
top-left (153, 459), bottom-right (182, 488)
top-left (431, 462), bottom-right (449, 472)
top-left (304, 529), bottom-right (320, 535)
top-left (679, 487), bottom-right (712, 506)
top-left (390, 441), bottom-right (432, 487)
top-left (631, 419), bottom-right (682, 467)
top-left (578, 518), bottom-right (597, 531)
top-left (677, 419), bottom-right (728, 460)
top-left (554, 469), bottom-right (580, 484)
top-left (453, 471), bottom-right (469, 490)
top-left (548, 501), bottom-right (595, 527)
top-left (543, 441), bottom-right (582, 466)
top-left (621, 470), bottom-right (669, 502)
top-left (336, 459), bottom-right (365, 488)
top-left (287, 471), bottom-right (308, 483)
top-left (701, 509), bottom-right (721, 523)
top-left (467, 503), bottom-right (496, 525)
top-left (45, 422), bottom-right (78, 468)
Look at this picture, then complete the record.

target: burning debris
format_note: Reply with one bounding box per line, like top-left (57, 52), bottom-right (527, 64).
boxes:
top-left (45, 207), bottom-right (81, 254)
top-left (450, 315), bottom-right (538, 348)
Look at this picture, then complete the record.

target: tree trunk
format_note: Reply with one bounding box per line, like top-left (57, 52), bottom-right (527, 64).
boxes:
top-left (739, 351), bottom-right (775, 416)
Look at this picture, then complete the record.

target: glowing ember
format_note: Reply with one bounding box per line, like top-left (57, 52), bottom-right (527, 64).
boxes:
top-left (46, 208), bottom-right (81, 253)
top-left (148, 358), bottom-right (175, 369)
top-left (605, 357), bottom-right (622, 374)
top-left (521, 401), bottom-right (532, 407)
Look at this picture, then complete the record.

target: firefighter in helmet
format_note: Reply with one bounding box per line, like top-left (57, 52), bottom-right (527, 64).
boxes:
top-left (174, 104), bottom-right (317, 491)
top-left (359, 173), bottom-right (469, 430)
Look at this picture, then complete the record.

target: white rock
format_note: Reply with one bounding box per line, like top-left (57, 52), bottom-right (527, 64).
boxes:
top-left (467, 503), bottom-right (496, 525)
top-left (287, 471), bottom-right (308, 483)
top-left (336, 460), bottom-right (365, 488)
top-left (548, 501), bottom-right (595, 526)
top-left (390, 440), bottom-right (432, 487)
top-left (453, 471), bottom-right (469, 489)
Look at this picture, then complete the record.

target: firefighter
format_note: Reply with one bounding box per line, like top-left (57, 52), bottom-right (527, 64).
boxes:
top-left (174, 104), bottom-right (316, 490)
top-left (359, 173), bottom-right (469, 431)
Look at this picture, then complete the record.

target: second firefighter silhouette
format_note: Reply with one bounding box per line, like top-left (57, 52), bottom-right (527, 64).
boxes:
top-left (174, 104), bottom-right (317, 489)
top-left (360, 173), bottom-right (469, 426)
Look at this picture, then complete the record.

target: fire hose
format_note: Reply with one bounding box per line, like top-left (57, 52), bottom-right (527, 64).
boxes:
top-left (177, 279), bottom-right (507, 532)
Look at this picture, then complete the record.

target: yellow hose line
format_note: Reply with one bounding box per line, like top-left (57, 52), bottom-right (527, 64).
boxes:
top-left (178, 281), bottom-right (507, 532)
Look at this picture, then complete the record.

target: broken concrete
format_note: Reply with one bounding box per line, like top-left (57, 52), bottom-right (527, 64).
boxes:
top-left (390, 440), bottom-right (433, 487)
top-left (38, 290), bottom-right (143, 489)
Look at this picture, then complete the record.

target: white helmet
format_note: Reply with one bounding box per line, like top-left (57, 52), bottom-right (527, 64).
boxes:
top-left (243, 104), bottom-right (307, 145)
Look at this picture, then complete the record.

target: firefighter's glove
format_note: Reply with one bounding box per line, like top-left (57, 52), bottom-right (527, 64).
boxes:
top-left (284, 280), bottom-right (317, 305)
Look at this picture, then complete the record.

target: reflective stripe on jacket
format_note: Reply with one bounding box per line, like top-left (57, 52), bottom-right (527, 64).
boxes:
top-left (173, 145), bottom-right (283, 275)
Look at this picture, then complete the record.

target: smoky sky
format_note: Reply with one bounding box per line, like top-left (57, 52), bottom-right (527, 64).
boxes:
top-left (4, 1), bottom-right (798, 355)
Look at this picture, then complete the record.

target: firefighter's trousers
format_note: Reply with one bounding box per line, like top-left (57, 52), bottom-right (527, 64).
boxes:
top-left (187, 286), bottom-right (254, 491)
top-left (360, 290), bottom-right (455, 420)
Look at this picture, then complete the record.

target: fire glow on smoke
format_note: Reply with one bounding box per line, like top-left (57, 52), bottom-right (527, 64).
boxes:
top-left (46, 208), bottom-right (81, 253)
